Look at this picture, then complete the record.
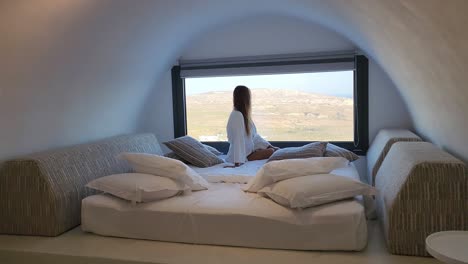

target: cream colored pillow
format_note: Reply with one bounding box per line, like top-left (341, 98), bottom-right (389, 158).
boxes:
top-left (86, 173), bottom-right (188, 203)
top-left (244, 157), bottom-right (349, 192)
top-left (259, 174), bottom-right (376, 208)
top-left (118, 152), bottom-right (209, 191)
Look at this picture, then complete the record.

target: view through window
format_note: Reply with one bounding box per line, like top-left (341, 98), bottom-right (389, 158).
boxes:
top-left (185, 71), bottom-right (354, 142)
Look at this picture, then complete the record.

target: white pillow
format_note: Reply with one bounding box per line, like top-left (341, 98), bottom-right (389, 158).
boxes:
top-left (86, 173), bottom-right (188, 203)
top-left (244, 157), bottom-right (349, 192)
top-left (118, 152), bottom-right (209, 191)
top-left (258, 174), bottom-right (377, 208)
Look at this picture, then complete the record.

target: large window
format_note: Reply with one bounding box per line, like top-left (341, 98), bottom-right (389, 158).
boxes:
top-left (172, 54), bottom-right (368, 154)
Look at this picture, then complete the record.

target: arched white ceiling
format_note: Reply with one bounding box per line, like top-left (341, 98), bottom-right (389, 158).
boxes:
top-left (1, 0), bottom-right (467, 162)
top-left (179, 14), bottom-right (356, 60)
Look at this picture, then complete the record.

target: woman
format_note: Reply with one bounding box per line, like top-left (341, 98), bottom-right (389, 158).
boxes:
top-left (225, 85), bottom-right (276, 167)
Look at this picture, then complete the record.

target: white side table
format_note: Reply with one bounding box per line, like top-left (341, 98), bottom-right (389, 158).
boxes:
top-left (426, 231), bottom-right (468, 264)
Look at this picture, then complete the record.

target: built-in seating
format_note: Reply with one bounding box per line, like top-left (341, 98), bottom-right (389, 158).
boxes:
top-left (0, 134), bottom-right (162, 236)
top-left (366, 129), bottom-right (422, 186)
top-left (375, 142), bottom-right (467, 256)
top-left (363, 129), bottom-right (422, 219)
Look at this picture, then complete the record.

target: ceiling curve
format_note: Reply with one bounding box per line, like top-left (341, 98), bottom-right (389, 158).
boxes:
top-left (1, 0), bottom-right (467, 162)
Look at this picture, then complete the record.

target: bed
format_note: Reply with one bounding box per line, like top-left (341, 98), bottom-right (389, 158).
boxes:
top-left (1, 133), bottom-right (368, 251)
top-left (81, 162), bottom-right (368, 251)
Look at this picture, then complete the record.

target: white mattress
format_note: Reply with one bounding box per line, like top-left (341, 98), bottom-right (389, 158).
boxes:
top-left (82, 164), bottom-right (367, 251)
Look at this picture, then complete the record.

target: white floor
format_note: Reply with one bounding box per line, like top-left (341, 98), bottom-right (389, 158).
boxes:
top-left (0, 220), bottom-right (439, 264)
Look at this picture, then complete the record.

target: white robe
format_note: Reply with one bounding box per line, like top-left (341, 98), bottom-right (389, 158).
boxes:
top-left (226, 110), bottom-right (257, 164)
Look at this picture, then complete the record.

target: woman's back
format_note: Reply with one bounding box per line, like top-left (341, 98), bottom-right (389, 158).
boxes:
top-left (226, 110), bottom-right (256, 163)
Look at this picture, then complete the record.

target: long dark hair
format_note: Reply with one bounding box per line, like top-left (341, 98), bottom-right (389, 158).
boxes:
top-left (233, 85), bottom-right (251, 135)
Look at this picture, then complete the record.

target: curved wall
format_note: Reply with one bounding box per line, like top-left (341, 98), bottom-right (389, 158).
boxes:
top-left (140, 15), bottom-right (413, 150)
top-left (0, 0), bottom-right (466, 163)
top-left (324, 1), bottom-right (468, 162)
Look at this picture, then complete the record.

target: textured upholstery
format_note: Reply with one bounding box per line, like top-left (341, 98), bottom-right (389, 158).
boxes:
top-left (0, 134), bottom-right (162, 236)
top-left (375, 142), bottom-right (467, 256)
top-left (367, 129), bottom-right (422, 186)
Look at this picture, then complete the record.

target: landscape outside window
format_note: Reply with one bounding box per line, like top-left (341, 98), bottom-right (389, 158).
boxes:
top-left (185, 71), bottom-right (354, 142)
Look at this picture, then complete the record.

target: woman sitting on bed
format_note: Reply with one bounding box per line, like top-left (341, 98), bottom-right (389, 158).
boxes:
top-left (225, 85), bottom-right (278, 167)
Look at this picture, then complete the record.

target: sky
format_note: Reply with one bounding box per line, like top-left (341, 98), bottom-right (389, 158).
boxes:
top-left (185, 70), bottom-right (354, 98)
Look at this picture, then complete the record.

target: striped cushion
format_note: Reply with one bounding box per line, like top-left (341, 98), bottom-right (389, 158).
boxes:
top-left (164, 136), bottom-right (224, 168)
top-left (0, 133), bottom-right (162, 236)
top-left (164, 144), bottom-right (222, 163)
top-left (267, 142), bottom-right (327, 162)
top-left (324, 143), bottom-right (359, 162)
top-left (203, 144), bottom-right (223, 155)
top-left (367, 129), bottom-right (422, 186)
top-left (374, 142), bottom-right (467, 256)
top-left (164, 151), bottom-right (187, 162)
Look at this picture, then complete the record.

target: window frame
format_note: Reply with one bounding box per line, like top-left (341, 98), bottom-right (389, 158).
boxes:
top-left (171, 55), bottom-right (368, 155)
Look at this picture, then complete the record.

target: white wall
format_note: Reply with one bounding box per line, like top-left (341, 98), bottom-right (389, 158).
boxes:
top-left (0, 2), bottom-right (156, 160)
top-left (368, 60), bottom-right (413, 140)
top-left (141, 15), bottom-right (413, 149)
top-left (138, 71), bottom-right (175, 150)
top-left (0, 1), bottom-right (183, 160)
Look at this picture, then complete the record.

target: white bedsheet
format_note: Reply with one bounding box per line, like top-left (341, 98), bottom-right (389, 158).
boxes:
top-left (82, 183), bottom-right (367, 251)
top-left (190, 159), bottom-right (359, 184)
top-left (189, 159), bottom-right (267, 183)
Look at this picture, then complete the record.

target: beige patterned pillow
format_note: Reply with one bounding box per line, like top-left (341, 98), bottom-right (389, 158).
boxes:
top-left (324, 143), bottom-right (359, 162)
top-left (267, 142), bottom-right (327, 162)
top-left (164, 144), bottom-right (222, 163)
top-left (164, 136), bottom-right (224, 168)
top-left (203, 144), bottom-right (223, 155)
top-left (163, 151), bottom-right (187, 162)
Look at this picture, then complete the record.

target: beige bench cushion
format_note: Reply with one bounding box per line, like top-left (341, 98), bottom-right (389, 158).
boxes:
top-left (366, 129), bottom-right (421, 186)
top-left (375, 142), bottom-right (467, 256)
top-left (0, 133), bottom-right (162, 236)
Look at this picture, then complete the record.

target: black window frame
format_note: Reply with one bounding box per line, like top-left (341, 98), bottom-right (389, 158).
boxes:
top-left (171, 55), bottom-right (368, 155)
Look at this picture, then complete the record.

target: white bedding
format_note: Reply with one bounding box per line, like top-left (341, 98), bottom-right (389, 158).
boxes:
top-left (244, 157), bottom-right (350, 192)
top-left (190, 158), bottom-right (357, 184)
top-left (189, 159), bottom-right (266, 183)
top-left (82, 164), bottom-right (367, 251)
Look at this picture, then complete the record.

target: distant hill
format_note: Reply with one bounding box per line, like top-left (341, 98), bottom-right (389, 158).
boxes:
top-left (186, 88), bottom-right (353, 142)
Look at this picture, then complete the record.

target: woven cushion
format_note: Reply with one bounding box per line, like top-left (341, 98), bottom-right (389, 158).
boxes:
top-left (367, 129), bottom-right (421, 186)
top-left (374, 142), bottom-right (467, 256)
top-left (324, 143), bottom-right (359, 162)
top-left (0, 133), bottom-right (162, 236)
top-left (267, 142), bottom-right (327, 162)
top-left (163, 136), bottom-right (223, 168)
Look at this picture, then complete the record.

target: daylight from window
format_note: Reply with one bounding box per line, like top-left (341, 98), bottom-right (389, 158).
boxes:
top-left (185, 71), bottom-right (354, 142)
